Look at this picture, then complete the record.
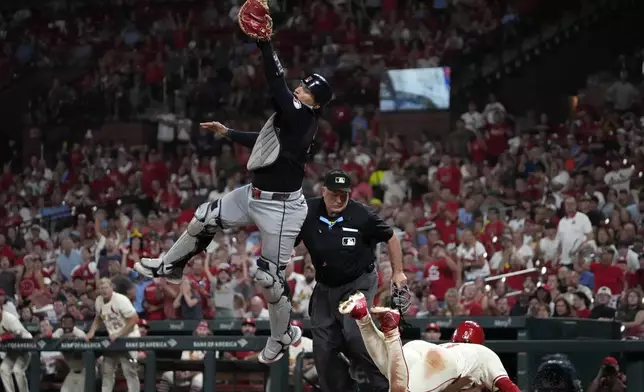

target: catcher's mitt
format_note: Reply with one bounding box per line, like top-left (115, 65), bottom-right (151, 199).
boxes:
top-left (238, 0), bottom-right (273, 41)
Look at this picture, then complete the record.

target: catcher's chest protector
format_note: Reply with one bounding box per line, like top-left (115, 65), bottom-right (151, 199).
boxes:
top-left (247, 113), bottom-right (281, 171)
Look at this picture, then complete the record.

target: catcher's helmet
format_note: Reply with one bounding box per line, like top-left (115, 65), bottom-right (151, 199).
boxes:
top-left (302, 74), bottom-right (334, 107)
top-left (532, 354), bottom-right (582, 392)
top-left (450, 320), bottom-right (485, 344)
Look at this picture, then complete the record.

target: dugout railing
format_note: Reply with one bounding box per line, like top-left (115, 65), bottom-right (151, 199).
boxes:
top-left (1, 336), bottom-right (287, 392)
top-left (6, 332), bottom-right (643, 392)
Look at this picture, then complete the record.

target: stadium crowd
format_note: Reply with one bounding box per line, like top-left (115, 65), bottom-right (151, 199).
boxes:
top-left (0, 0), bottom-right (643, 355)
top-left (0, 0), bottom-right (571, 129)
top-left (2, 63), bottom-right (644, 335)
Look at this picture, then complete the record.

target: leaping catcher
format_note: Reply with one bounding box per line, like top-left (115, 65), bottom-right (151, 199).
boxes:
top-left (134, 0), bottom-right (334, 364)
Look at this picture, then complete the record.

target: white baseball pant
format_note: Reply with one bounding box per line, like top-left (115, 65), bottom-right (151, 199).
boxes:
top-left (61, 369), bottom-right (86, 392)
top-left (160, 371), bottom-right (203, 391)
top-left (101, 354), bottom-right (139, 392)
top-left (0, 353), bottom-right (30, 392)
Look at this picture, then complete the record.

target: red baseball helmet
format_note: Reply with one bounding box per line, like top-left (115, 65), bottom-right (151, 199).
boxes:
top-left (450, 321), bottom-right (485, 344)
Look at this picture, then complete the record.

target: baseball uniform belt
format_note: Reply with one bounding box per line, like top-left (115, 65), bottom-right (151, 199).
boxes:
top-left (251, 187), bottom-right (302, 201)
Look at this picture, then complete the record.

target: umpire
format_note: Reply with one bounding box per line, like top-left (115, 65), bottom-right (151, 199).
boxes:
top-left (295, 169), bottom-right (407, 392)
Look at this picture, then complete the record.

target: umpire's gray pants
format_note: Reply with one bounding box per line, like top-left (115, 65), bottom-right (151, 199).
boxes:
top-left (219, 184), bottom-right (307, 266)
top-left (309, 271), bottom-right (389, 392)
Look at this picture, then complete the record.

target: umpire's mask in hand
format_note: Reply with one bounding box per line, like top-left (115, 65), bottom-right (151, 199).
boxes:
top-left (391, 283), bottom-right (412, 314)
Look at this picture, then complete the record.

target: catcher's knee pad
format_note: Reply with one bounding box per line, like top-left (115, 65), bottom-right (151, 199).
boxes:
top-left (188, 200), bottom-right (223, 236)
top-left (163, 200), bottom-right (222, 267)
top-left (253, 257), bottom-right (289, 304)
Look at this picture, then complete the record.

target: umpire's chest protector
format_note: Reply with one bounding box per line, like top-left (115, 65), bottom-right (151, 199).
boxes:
top-left (301, 199), bottom-right (377, 275)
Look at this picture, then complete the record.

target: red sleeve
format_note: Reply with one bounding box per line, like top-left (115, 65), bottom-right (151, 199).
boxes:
top-left (495, 376), bottom-right (521, 392)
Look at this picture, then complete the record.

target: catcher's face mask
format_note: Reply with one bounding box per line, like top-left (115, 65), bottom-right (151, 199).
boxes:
top-left (391, 283), bottom-right (412, 314)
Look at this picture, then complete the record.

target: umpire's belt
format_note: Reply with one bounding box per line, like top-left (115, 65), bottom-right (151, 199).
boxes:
top-left (251, 187), bottom-right (302, 202)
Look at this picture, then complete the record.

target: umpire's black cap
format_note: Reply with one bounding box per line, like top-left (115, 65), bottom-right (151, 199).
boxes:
top-left (324, 169), bottom-right (352, 193)
top-left (303, 73), bottom-right (334, 107)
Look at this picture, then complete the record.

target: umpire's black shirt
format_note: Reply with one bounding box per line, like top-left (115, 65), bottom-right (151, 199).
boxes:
top-left (295, 197), bottom-right (394, 287)
top-left (226, 41), bottom-right (318, 193)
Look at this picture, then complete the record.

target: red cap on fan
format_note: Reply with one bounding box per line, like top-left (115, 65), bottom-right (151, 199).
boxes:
top-left (450, 320), bottom-right (485, 345)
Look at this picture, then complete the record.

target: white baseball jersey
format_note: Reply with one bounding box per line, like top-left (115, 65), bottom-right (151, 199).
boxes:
top-left (0, 310), bottom-right (32, 339)
top-left (440, 342), bottom-right (509, 390)
top-left (289, 336), bottom-right (313, 370)
top-left (401, 341), bottom-right (508, 392)
top-left (52, 327), bottom-right (87, 370)
top-left (95, 293), bottom-right (140, 338)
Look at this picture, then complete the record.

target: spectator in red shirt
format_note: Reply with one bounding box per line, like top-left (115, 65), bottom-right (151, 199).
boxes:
top-left (187, 257), bottom-right (214, 319)
top-left (434, 155), bottom-right (462, 196)
top-left (143, 282), bottom-right (165, 320)
top-left (145, 54), bottom-right (165, 85)
top-left (588, 248), bottom-right (624, 295)
top-left (484, 208), bottom-right (505, 252)
top-left (314, 3), bottom-right (337, 34)
top-left (423, 241), bottom-right (460, 301)
top-left (469, 132), bottom-right (487, 164)
top-left (485, 109), bottom-right (509, 159)
top-left (432, 189), bottom-right (459, 245)
top-left (461, 282), bottom-right (486, 316)
top-left (573, 292), bottom-right (591, 318)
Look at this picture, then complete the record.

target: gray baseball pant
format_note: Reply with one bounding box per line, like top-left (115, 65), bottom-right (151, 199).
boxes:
top-left (219, 184), bottom-right (308, 340)
top-left (309, 271), bottom-right (389, 392)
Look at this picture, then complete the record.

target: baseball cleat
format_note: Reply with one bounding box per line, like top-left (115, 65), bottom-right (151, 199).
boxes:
top-left (258, 325), bottom-right (302, 364)
top-left (134, 258), bottom-right (182, 284)
top-left (371, 307), bottom-right (400, 333)
top-left (338, 291), bottom-right (369, 320)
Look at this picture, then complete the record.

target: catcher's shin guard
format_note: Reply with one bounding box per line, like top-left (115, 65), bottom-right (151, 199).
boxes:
top-left (136, 200), bottom-right (221, 279)
top-left (253, 257), bottom-right (301, 363)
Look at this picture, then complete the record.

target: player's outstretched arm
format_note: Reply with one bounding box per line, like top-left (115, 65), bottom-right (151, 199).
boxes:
top-left (256, 41), bottom-right (299, 117)
top-left (225, 129), bottom-right (259, 148)
top-left (200, 121), bottom-right (258, 148)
